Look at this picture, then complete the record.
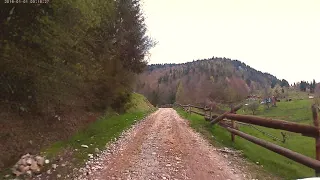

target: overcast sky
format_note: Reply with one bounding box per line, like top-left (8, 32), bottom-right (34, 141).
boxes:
top-left (142, 0), bottom-right (320, 84)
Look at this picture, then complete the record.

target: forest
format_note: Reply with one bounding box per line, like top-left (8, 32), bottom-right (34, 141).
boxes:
top-left (135, 58), bottom-right (288, 106)
top-left (0, 0), bottom-right (153, 170)
top-left (1, 0), bottom-right (154, 114)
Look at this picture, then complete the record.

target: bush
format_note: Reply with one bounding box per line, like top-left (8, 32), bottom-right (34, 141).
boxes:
top-left (247, 101), bottom-right (259, 115)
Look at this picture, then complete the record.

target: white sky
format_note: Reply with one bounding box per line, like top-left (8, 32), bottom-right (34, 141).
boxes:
top-left (142, 0), bottom-right (320, 84)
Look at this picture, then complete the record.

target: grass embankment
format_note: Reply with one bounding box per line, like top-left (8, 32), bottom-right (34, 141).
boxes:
top-left (176, 99), bottom-right (316, 179)
top-left (42, 93), bottom-right (156, 164)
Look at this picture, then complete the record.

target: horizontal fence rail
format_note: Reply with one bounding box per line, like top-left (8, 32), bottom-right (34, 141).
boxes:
top-left (222, 125), bottom-right (320, 170)
top-left (210, 104), bottom-right (243, 125)
top-left (224, 114), bottom-right (320, 137)
top-left (175, 102), bottom-right (320, 176)
top-left (190, 110), bottom-right (206, 116)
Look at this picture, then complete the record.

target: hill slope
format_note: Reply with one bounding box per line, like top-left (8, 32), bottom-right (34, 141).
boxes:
top-left (135, 57), bottom-right (284, 106)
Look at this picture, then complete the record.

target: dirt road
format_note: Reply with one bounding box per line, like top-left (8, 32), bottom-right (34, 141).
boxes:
top-left (78, 108), bottom-right (250, 180)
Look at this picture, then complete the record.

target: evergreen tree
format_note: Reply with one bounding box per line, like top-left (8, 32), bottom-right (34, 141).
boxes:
top-left (310, 79), bottom-right (316, 93)
top-left (280, 79), bottom-right (289, 87)
top-left (175, 81), bottom-right (184, 104)
top-left (300, 81), bottom-right (307, 92)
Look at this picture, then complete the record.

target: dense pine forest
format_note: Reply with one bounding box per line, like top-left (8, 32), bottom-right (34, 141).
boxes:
top-left (0, 0), bottom-right (153, 170)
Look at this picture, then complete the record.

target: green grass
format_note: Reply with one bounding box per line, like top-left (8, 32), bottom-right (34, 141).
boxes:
top-left (241, 99), bottom-right (313, 124)
top-left (287, 90), bottom-right (310, 100)
top-left (176, 99), bottom-right (317, 179)
top-left (43, 111), bottom-right (152, 160)
top-left (42, 93), bottom-right (156, 164)
top-left (126, 93), bottom-right (154, 113)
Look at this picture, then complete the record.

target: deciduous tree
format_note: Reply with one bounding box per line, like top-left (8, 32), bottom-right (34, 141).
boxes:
top-left (248, 101), bottom-right (259, 115)
top-left (0, 0), bottom-right (154, 113)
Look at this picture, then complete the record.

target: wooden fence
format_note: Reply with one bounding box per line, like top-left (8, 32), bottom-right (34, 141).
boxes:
top-left (175, 103), bottom-right (320, 176)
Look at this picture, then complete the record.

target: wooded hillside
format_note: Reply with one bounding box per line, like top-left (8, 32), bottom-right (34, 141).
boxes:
top-left (135, 57), bottom-right (284, 106)
top-left (0, 0), bottom-right (153, 171)
top-left (1, 0), bottom-right (154, 114)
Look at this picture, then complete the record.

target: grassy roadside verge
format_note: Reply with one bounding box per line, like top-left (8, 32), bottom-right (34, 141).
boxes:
top-left (176, 105), bottom-right (315, 180)
top-left (42, 93), bottom-right (156, 163)
top-left (42, 110), bottom-right (155, 161)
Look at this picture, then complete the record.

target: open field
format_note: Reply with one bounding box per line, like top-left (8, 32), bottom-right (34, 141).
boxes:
top-left (176, 98), bottom-right (317, 179)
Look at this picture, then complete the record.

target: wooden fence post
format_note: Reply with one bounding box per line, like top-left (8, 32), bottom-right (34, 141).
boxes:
top-left (312, 104), bottom-right (320, 176)
top-left (188, 104), bottom-right (191, 114)
top-left (231, 105), bottom-right (235, 142)
top-left (205, 106), bottom-right (207, 117)
top-left (210, 107), bottom-right (212, 121)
